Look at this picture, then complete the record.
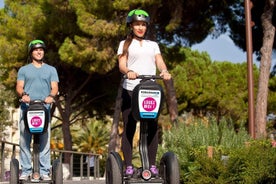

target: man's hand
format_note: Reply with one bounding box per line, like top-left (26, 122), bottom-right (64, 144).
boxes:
top-left (21, 94), bottom-right (30, 103)
top-left (45, 96), bottom-right (55, 104)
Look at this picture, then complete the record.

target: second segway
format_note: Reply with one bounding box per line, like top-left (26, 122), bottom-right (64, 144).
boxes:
top-left (10, 100), bottom-right (63, 184)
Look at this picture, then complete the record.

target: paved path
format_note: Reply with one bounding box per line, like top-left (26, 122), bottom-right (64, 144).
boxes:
top-left (0, 178), bottom-right (105, 184)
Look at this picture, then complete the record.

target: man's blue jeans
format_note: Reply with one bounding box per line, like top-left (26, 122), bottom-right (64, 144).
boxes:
top-left (19, 105), bottom-right (51, 176)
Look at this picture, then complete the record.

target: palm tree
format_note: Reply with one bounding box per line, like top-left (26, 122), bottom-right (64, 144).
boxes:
top-left (71, 118), bottom-right (110, 154)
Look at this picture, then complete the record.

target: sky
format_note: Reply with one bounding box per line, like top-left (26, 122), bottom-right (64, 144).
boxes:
top-left (191, 34), bottom-right (248, 63)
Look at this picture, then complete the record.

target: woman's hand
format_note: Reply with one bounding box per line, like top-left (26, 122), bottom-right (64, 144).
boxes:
top-left (126, 70), bottom-right (138, 80)
top-left (160, 70), bottom-right (171, 80)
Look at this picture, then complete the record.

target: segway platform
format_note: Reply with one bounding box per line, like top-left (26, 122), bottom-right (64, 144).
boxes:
top-left (125, 178), bottom-right (164, 184)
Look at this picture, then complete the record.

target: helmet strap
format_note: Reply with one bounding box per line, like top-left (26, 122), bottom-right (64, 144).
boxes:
top-left (132, 31), bottom-right (146, 40)
top-left (134, 34), bottom-right (144, 40)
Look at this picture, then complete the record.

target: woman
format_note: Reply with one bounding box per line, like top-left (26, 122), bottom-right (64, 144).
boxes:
top-left (117, 9), bottom-right (171, 176)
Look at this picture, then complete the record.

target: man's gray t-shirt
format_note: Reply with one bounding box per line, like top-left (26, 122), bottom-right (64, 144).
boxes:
top-left (17, 63), bottom-right (59, 101)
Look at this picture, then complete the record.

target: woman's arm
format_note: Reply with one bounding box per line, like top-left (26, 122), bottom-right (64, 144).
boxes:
top-left (155, 54), bottom-right (171, 80)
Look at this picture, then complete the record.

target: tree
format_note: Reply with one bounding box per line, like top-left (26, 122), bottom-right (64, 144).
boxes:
top-left (0, 0), bottom-right (121, 162)
top-left (71, 118), bottom-right (110, 154)
top-left (255, 0), bottom-right (276, 138)
top-left (1, 0), bottom-right (271, 155)
top-left (0, 69), bottom-right (15, 140)
top-left (228, 0), bottom-right (276, 138)
top-left (170, 47), bottom-right (259, 126)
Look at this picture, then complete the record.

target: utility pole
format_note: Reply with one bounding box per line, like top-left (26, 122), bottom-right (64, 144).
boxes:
top-left (244, 0), bottom-right (255, 139)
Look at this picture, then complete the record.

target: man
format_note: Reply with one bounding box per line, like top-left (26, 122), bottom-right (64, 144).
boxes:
top-left (16, 39), bottom-right (59, 181)
top-left (85, 154), bottom-right (95, 176)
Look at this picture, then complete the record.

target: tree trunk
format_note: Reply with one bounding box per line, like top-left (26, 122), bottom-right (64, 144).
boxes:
top-left (55, 99), bottom-right (73, 163)
top-left (163, 79), bottom-right (178, 125)
top-left (255, 0), bottom-right (275, 138)
top-left (108, 78), bottom-right (123, 153)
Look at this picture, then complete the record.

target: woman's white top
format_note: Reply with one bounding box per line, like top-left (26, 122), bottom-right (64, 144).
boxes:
top-left (117, 39), bottom-right (161, 91)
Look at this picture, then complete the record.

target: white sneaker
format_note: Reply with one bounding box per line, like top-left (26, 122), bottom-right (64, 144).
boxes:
top-left (19, 174), bottom-right (29, 181)
top-left (42, 174), bottom-right (51, 181)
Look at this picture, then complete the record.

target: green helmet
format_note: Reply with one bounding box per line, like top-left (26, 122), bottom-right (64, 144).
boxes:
top-left (126, 9), bottom-right (150, 26)
top-left (28, 39), bottom-right (46, 54)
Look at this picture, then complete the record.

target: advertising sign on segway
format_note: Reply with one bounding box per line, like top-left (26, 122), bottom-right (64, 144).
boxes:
top-left (138, 89), bottom-right (162, 119)
top-left (24, 100), bottom-right (49, 134)
top-left (26, 110), bottom-right (46, 133)
top-left (132, 77), bottom-right (164, 122)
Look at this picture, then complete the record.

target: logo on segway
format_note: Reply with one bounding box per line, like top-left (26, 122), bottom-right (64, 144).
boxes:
top-left (30, 116), bottom-right (42, 127)
top-left (139, 90), bottom-right (161, 119)
top-left (142, 97), bottom-right (156, 111)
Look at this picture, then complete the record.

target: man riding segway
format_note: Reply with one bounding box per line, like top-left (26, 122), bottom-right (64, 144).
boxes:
top-left (16, 40), bottom-right (59, 181)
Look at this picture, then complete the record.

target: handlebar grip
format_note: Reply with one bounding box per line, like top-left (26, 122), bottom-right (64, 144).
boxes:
top-left (123, 75), bottom-right (163, 80)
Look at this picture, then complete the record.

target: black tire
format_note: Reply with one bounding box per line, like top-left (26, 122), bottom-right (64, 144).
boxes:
top-left (52, 159), bottom-right (63, 184)
top-left (105, 152), bottom-right (123, 184)
top-left (10, 159), bottom-right (19, 184)
top-left (159, 152), bottom-right (180, 184)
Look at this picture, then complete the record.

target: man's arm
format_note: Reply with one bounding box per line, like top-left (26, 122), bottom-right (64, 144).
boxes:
top-left (44, 81), bottom-right (58, 103)
top-left (50, 81), bottom-right (59, 96)
top-left (16, 80), bottom-right (25, 97)
top-left (16, 80), bottom-right (31, 103)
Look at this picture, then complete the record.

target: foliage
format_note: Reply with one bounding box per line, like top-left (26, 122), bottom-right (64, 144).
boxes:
top-left (71, 118), bottom-right (111, 175)
top-left (0, 0), bottom-right (251, 110)
top-left (157, 117), bottom-right (251, 183)
top-left (166, 47), bottom-right (259, 125)
top-left (71, 118), bottom-right (110, 154)
top-left (225, 140), bottom-right (276, 183)
top-left (158, 118), bottom-right (276, 183)
top-left (0, 69), bottom-right (16, 140)
top-left (0, 0), bottom-right (276, 161)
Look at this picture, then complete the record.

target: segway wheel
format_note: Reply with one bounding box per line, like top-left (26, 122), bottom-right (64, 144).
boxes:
top-left (106, 151), bottom-right (123, 184)
top-left (159, 152), bottom-right (180, 184)
top-left (10, 158), bottom-right (19, 184)
top-left (52, 159), bottom-right (63, 184)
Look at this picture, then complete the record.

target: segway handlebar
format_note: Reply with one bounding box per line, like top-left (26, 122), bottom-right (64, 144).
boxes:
top-left (123, 74), bottom-right (163, 80)
top-left (19, 99), bottom-right (47, 104)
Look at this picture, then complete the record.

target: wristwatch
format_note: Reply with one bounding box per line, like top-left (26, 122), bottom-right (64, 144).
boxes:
top-left (48, 94), bottom-right (55, 98)
top-left (21, 92), bottom-right (28, 97)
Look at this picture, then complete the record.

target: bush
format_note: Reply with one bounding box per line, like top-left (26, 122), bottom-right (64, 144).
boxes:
top-left (225, 140), bottom-right (276, 183)
top-left (157, 117), bottom-right (276, 183)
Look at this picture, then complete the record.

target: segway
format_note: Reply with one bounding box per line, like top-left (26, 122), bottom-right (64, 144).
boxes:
top-left (106, 75), bottom-right (180, 184)
top-left (10, 100), bottom-right (63, 184)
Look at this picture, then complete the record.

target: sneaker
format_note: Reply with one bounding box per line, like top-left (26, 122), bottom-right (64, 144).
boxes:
top-left (150, 165), bottom-right (159, 176)
top-left (125, 165), bottom-right (134, 176)
top-left (19, 174), bottom-right (29, 181)
top-left (41, 174), bottom-right (51, 181)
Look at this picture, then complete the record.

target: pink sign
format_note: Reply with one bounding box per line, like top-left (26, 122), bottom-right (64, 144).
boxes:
top-left (31, 116), bottom-right (42, 127)
top-left (142, 97), bottom-right (156, 111)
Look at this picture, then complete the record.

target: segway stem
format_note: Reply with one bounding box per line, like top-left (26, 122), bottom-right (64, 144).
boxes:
top-left (33, 135), bottom-right (40, 175)
top-left (139, 121), bottom-right (150, 170)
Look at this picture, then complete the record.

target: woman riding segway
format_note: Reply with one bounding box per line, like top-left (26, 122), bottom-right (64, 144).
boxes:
top-left (117, 9), bottom-right (171, 177)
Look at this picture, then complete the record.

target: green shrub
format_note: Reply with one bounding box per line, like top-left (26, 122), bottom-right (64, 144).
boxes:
top-left (225, 140), bottom-right (276, 183)
top-left (157, 118), bottom-right (276, 183)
